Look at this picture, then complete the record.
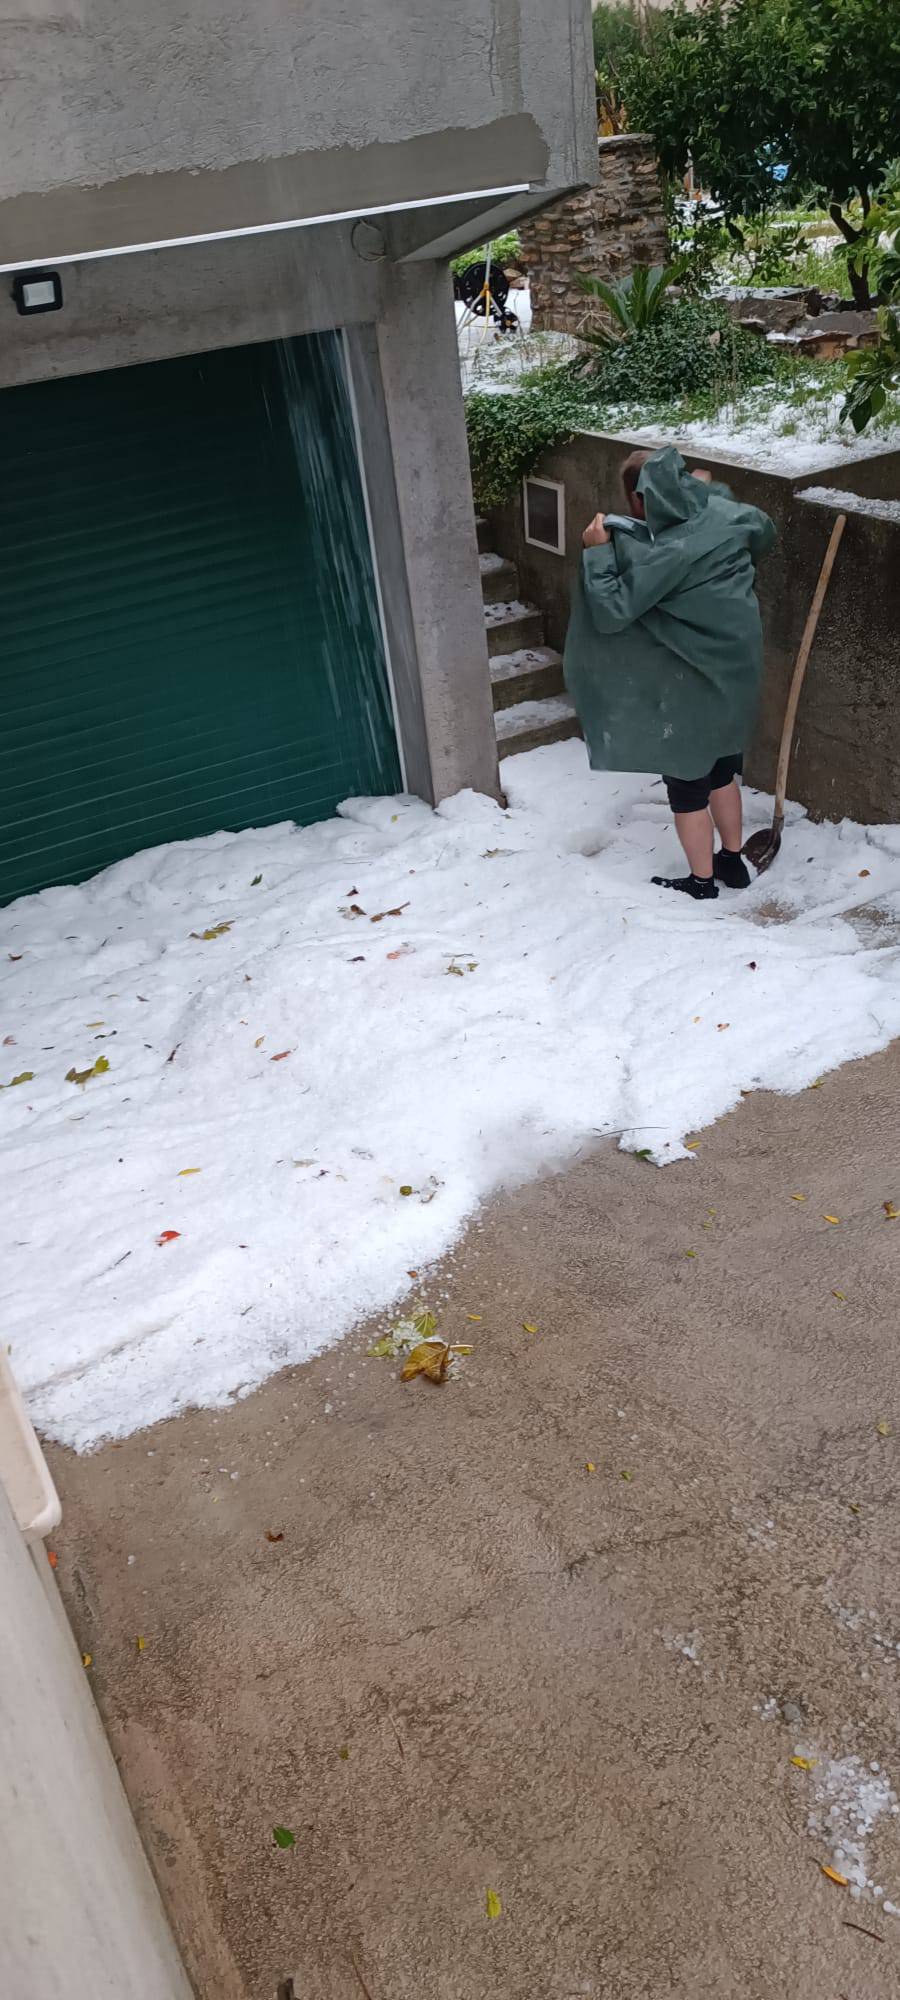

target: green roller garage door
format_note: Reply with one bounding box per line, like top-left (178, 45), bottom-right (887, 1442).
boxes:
top-left (0, 331), bottom-right (401, 905)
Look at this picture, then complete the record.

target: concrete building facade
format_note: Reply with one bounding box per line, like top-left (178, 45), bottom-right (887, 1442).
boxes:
top-left (0, 0), bottom-right (596, 904)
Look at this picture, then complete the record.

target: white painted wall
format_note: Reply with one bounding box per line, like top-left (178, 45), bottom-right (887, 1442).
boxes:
top-left (0, 1483), bottom-right (193, 2000)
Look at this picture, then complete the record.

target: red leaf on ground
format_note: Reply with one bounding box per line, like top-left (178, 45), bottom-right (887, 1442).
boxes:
top-left (47, 1550), bottom-right (58, 1569)
top-left (271, 1051), bottom-right (292, 1062)
top-left (265, 1530), bottom-right (285, 1543)
top-left (157, 1229), bottom-right (181, 1245)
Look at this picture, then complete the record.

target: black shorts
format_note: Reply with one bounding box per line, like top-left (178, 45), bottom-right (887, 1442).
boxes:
top-left (663, 755), bottom-right (743, 814)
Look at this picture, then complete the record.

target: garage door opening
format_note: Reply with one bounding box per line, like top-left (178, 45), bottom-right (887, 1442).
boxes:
top-left (0, 331), bottom-right (401, 905)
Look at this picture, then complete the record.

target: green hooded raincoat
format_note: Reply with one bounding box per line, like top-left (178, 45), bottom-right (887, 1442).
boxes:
top-left (563, 446), bottom-right (776, 780)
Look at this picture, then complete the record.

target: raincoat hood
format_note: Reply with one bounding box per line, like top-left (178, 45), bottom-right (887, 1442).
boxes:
top-left (563, 449), bottom-right (776, 781)
top-left (636, 444), bottom-right (709, 537)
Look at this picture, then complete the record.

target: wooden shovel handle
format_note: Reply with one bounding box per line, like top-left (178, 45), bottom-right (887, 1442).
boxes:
top-left (773, 511), bottom-right (846, 819)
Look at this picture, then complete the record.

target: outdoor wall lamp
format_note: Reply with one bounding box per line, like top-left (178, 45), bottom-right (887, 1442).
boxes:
top-left (11, 270), bottom-right (63, 315)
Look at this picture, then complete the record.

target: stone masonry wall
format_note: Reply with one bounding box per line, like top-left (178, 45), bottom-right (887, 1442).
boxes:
top-left (519, 134), bottom-right (668, 334)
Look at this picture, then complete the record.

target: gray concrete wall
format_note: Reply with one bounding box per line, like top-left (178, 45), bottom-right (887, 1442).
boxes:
top-left (0, 0), bottom-right (595, 266)
top-left (490, 428), bottom-right (900, 822)
top-left (0, 1481), bottom-right (194, 2000)
top-left (375, 264), bottom-right (502, 803)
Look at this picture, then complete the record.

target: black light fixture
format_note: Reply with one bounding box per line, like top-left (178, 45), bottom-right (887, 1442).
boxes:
top-left (11, 270), bottom-right (63, 316)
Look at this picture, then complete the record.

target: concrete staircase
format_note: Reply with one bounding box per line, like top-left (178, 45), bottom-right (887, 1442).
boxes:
top-left (477, 524), bottom-right (582, 760)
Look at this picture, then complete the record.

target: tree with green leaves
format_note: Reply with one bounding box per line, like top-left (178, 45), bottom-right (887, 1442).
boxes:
top-left (623, 0), bottom-right (900, 307)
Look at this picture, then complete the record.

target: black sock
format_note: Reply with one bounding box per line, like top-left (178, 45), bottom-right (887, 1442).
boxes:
top-left (714, 847), bottom-right (751, 889)
top-left (651, 872), bottom-right (718, 901)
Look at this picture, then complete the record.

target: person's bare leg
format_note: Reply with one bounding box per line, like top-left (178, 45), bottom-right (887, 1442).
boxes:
top-left (709, 779), bottom-right (751, 887)
top-left (674, 808), bottom-right (714, 878)
top-left (709, 778), bottom-right (742, 852)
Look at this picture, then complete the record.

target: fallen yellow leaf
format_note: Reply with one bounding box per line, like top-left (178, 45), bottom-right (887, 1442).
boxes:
top-left (849, 1502), bottom-right (861, 1514)
top-left (684, 1140), bottom-right (700, 1151)
top-left (136, 1635), bottom-right (146, 1653)
top-left (876, 1418), bottom-right (893, 1438)
top-left (178, 1167), bottom-right (202, 1177)
top-left (684, 1249), bottom-right (697, 1259)
top-left (809, 1077), bottom-right (824, 1089)
top-left (820, 1864), bottom-right (848, 1887)
top-left (85, 1021), bottom-right (105, 1028)
top-left (791, 1755), bottom-right (816, 1770)
top-left (585, 1461), bottom-right (596, 1474)
top-left (884, 1201), bottom-right (899, 1220)
top-left (822, 1215), bottom-right (840, 1225)
top-left (449, 1344), bottom-right (474, 1356)
top-left (790, 1193), bottom-right (806, 1203)
top-left (620, 1469), bottom-right (633, 1482)
top-left (522, 1321), bottom-right (538, 1334)
top-left (81, 1652), bottom-right (93, 1669)
top-left (832, 1289), bottom-right (846, 1302)
top-left (466, 1313), bottom-right (483, 1322)
top-left (401, 1340), bottom-right (450, 1385)
top-left (486, 1889), bottom-right (502, 1921)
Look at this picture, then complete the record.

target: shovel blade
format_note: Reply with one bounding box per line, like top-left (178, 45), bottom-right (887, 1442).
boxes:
top-left (743, 825), bottom-right (782, 876)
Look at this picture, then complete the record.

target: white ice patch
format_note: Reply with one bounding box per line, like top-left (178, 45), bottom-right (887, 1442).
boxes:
top-left (807, 1754), bottom-right (899, 1895)
top-left (5, 741), bottom-right (900, 1448)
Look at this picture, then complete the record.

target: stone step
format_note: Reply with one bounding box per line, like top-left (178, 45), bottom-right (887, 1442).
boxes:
top-left (475, 515), bottom-right (493, 554)
top-left (484, 599), bottom-right (545, 658)
top-left (490, 646), bottom-right (565, 712)
top-left (495, 694), bottom-right (582, 759)
top-left (480, 551), bottom-right (520, 604)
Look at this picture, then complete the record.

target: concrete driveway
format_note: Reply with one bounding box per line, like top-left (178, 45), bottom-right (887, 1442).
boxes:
top-left (49, 1044), bottom-right (900, 1999)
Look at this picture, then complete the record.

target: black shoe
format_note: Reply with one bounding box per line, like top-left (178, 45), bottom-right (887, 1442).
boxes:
top-left (651, 873), bottom-right (718, 900)
top-left (714, 847), bottom-right (751, 890)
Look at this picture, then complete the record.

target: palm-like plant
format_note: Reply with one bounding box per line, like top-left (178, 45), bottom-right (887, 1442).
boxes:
top-left (575, 262), bottom-right (680, 352)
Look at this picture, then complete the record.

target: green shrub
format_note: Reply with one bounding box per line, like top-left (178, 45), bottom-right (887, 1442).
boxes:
top-left (465, 378), bottom-right (582, 515)
top-left (577, 297), bottom-right (775, 403)
top-left (451, 231), bottom-right (521, 278)
top-left (464, 298), bottom-right (778, 513)
top-left (576, 263), bottom-right (682, 346)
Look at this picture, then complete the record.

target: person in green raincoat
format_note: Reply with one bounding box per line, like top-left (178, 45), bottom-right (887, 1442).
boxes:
top-left (564, 444), bottom-right (776, 900)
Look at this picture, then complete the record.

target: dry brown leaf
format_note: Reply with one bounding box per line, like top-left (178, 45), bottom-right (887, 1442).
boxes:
top-left (859, 868), bottom-right (871, 878)
top-left (883, 1201), bottom-right (899, 1219)
top-left (370, 902), bottom-right (409, 923)
top-left (265, 1530), bottom-right (284, 1544)
top-left (401, 1340), bottom-right (450, 1384)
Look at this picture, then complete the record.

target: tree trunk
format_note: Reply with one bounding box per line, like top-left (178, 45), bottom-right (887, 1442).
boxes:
top-left (829, 202), bottom-right (872, 309)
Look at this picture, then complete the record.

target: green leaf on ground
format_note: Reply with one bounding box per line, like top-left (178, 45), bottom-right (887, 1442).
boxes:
top-left (66, 1056), bottom-right (110, 1088)
top-left (272, 1826), bottom-right (295, 1849)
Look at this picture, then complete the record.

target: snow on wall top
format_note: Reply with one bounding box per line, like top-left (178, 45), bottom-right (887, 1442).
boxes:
top-left (798, 486), bottom-right (900, 524)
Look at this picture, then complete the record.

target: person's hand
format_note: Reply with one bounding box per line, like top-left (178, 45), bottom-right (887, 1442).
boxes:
top-left (691, 467), bottom-right (713, 483)
top-left (582, 512), bottom-right (610, 547)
